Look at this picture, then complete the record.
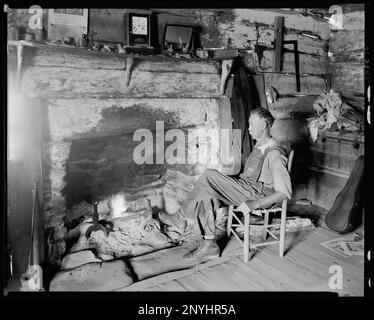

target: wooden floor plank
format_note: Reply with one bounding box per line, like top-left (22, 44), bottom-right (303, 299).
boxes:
top-left (243, 252), bottom-right (306, 291)
top-left (249, 247), bottom-right (323, 291)
top-left (189, 273), bottom-right (218, 291)
top-left (195, 268), bottom-right (234, 291)
top-left (142, 285), bottom-right (162, 291)
top-left (215, 262), bottom-right (264, 291)
top-left (158, 280), bottom-right (187, 292)
top-left (189, 271), bottom-right (231, 291)
top-left (198, 264), bottom-right (246, 291)
top-left (176, 275), bottom-right (212, 291)
top-left (226, 257), bottom-right (293, 291)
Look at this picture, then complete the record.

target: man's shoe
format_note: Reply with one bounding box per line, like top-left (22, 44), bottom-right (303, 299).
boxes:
top-left (158, 210), bottom-right (187, 233)
top-left (183, 240), bottom-right (220, 261)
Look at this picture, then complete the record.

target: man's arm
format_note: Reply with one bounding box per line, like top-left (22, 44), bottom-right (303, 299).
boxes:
top-left (235, 191), bottom-right (287, 215)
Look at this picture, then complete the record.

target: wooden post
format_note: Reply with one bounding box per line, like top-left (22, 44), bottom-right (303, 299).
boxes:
top-left (227, 205), bottom-right (234, 237)
top-left (272, 16), bottom-right (284, 73)
top-left (293, 41), bottom-right (300, 92)
top-left (279, 199), bottom-right (287, 258)
top-left (243, 213), bottom-right (250, 263)
top-left (262, 212), bottom-right (269, 241)
top-left (16, 43), bottom-right (24, 89)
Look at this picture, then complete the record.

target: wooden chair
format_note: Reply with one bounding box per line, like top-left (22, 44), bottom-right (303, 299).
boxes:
top-left (226, 149), bottom-right (294, 263)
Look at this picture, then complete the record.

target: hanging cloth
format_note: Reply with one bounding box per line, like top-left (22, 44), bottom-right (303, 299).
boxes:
top-left (226, 58), bottom-right (261, 171)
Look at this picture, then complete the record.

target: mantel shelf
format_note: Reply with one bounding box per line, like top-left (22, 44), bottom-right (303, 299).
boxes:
top-left (14, 40), bottom-right (232, 99)
top-left (8, 40), bottom-right (233, 64)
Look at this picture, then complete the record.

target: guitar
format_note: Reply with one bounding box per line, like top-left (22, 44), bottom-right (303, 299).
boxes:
top-left (325, 155), bottom-right (364, 234)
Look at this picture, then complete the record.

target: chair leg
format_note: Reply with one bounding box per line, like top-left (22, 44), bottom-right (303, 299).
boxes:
top-left (243, 213), bottom-right (250, 263)
top-left (227, 205), bottom-right (234, 237)
top-left (262, 212), bottom-right (269, 241)
top-left (279, 201), bottom-right (287, 258)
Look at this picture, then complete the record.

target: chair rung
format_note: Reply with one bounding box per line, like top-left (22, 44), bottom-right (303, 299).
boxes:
top-left (229, 229), bottom-right (244, 245)
top-left (266, 229), bottom-right (279, 240)
top-left (232, 212), bottom-right (241, 221)
top-left (231, 223), bottom-right (241, 227)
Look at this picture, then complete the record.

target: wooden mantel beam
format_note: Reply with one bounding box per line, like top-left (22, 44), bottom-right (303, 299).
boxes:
top-left (11, 41), bottom-right (223, 74)
top-left (16, 42), bottom-right (232, 99)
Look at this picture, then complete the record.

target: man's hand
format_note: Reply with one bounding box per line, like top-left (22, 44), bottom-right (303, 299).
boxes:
top-left (234, 201), bottom-right (259, 215)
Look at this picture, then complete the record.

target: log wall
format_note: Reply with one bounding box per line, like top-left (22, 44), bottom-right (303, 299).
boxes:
top-left (329, 4), bottom-right (365, 112)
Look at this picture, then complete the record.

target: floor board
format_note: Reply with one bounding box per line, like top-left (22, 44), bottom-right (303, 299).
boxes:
top-left (176, 275), bottom-right (212, 291)
top-left (212, 262), bottom-right (266, 291)
top-left (198, 265), bottom-right (245, 291)
top-left (227, 257), bottom-right (290, 291)
top-left (157, 280), bottom-right (187, 292)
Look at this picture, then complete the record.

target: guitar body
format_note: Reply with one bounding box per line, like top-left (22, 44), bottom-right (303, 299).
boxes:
top-left (325, 155), bottom-right (364, 234)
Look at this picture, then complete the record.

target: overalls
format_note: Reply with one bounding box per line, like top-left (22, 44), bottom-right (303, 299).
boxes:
top-left (181, 145), bottom-right (286, 238)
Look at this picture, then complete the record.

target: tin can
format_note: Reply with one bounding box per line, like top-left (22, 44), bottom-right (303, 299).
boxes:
top-left (78, 35), bottom-right (88, 47)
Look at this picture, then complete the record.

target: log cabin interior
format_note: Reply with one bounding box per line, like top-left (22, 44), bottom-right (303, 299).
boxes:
top-left (4, 5), bottom-right (368, 297)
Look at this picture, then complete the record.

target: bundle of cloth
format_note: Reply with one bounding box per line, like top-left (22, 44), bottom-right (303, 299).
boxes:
top-left (307, 90), bottom-right (364, 142)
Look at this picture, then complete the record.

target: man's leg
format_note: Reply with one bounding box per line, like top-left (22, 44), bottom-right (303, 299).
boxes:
top-left (182, 169), bottom-right (262, 219)
top-left (194, 198), bottom-right (219, 238)
top-left (159, 169), bottom-right (250, 231)
top-left (183, 198), bottom-right (220, 260)
top-left (159, 169), bottom-right (264, 236)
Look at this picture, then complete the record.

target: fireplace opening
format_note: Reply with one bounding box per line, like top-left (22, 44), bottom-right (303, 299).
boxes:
top-left (62, 133), bottom-right (166, 223)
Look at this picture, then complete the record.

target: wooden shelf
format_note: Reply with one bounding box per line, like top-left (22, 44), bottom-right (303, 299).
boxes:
top-left (8, 40), bottom-right (232, 63)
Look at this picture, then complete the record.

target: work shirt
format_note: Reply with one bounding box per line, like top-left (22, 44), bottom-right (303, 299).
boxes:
top-left (255, 139), bottom-right (292, 199)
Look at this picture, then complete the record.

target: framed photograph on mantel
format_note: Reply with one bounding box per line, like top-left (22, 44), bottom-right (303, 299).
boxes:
top-left (48, 9), bottom-right (88, 42)
top-left (124, 9), bottom-right (155, 54)
top-left (162, 24), bottom-right (194, 54)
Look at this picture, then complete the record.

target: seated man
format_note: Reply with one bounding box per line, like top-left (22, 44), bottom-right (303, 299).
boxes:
top-left (159, 107), bottom-right (292, 261)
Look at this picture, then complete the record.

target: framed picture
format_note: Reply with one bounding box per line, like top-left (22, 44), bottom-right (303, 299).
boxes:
top-left (162, 24), bottom-right (194, 53)
top-left (128, 13), bottom-right (150, 46)
top-left (124, 9), bottom-right (153, 48)
top-left (48, 9), bottom-right (88, 41)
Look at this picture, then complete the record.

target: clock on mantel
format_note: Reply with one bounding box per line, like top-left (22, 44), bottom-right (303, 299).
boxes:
top-left (124, 9), bottom-right (155, 55)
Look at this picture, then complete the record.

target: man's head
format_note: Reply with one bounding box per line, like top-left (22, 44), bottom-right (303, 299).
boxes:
top-left (248, 108), bottom-right (274, 140)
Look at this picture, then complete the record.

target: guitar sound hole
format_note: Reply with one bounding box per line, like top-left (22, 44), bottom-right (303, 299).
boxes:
top-left (354, 143), bottom-right (360, 149)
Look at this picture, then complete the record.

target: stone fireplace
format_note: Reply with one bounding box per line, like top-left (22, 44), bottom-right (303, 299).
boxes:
top-left (19, 43), bottom-right (237, 270)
